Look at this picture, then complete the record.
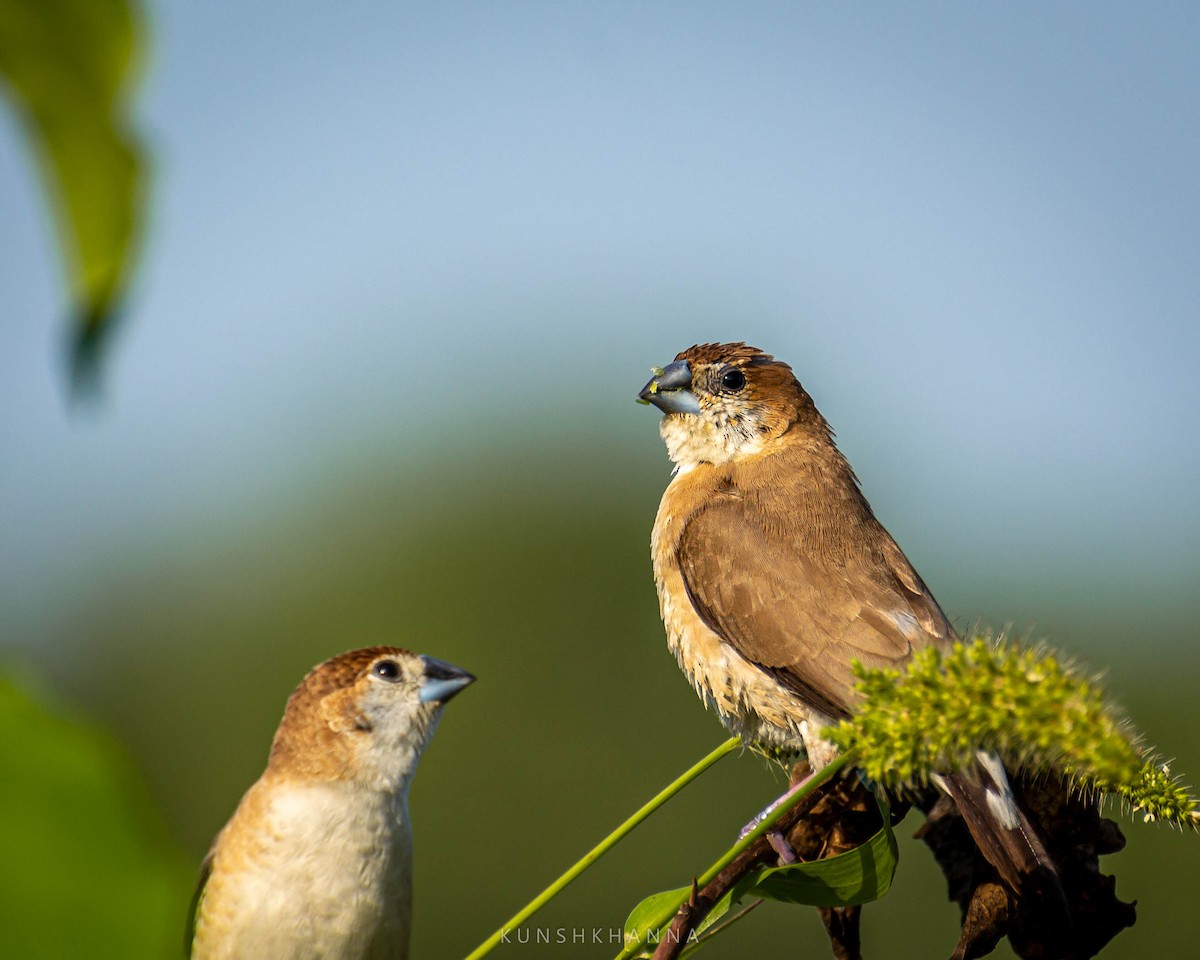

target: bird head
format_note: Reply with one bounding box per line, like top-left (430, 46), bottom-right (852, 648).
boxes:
top-left (265, 646), bottom-right (475, 791)
top-left (638, 342), bottom-right (810, 470)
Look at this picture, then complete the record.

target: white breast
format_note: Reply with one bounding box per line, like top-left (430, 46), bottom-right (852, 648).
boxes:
top-left (200, 781), bottom-right (413, 960)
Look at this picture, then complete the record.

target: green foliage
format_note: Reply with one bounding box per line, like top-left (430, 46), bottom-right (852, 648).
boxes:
top-left (825, 636), bottom-right (1200, 829)
top-left (0, 0), bottom-right (148, 389)
top-left (0, 671), bottom-right (192, 960)
top-left (615, 752), bottom-right (888, 960)
top-left (615, 636), bottom-right (1197, 957)
top-left (622, 803), bottom-right (897, 958)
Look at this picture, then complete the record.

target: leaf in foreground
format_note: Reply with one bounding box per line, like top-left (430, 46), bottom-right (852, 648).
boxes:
top-left (622, 809), bottom-right (897, 957)
top-left (0, 0), bottom-right (149, 391)
top-left (0, 671), bottom-right (191, 960)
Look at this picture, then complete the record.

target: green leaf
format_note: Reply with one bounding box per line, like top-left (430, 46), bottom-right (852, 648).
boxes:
top-left (0, 671), bottom-right (191, 960)
top-left (622, 811), bottom-right (898, 957)
top-left (743, 815), bottom-right (898, 907)
top-left (623, 887), bottom-right (693, 954)
top-left (0, 0), bottom-right (148, 390)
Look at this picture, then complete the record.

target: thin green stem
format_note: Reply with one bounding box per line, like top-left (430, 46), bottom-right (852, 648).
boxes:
top-left (463, 737), bottom-right (742, 960)
top-left (615, 748), bottom-right (860, 960)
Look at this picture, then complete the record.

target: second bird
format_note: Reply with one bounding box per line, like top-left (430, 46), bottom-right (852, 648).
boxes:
top-left (188, 646), bottom-right (474, 960)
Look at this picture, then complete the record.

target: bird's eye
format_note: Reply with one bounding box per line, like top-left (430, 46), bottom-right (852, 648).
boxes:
top-left (372, 659), bottom-right (402, 682)
top-left (720, 369), bottom-right (746, 392)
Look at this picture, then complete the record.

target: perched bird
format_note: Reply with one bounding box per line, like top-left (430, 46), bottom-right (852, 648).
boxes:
top-left (638, 342), bottom-right (1055, 898)
top-left (188, 646), bottom-right (475, 960)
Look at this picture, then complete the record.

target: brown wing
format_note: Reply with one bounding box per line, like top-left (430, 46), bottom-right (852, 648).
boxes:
top-left (676, 493), bottom-right (954, 720)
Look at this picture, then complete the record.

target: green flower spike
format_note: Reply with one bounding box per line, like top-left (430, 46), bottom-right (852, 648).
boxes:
top-left (824, 635), bottom-right (1199, 830)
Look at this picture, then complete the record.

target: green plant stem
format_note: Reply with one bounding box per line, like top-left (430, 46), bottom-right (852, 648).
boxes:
top-left (615, 747), bottom-right (860, 960)
top-left (463, 737), bottom-right (742, 960)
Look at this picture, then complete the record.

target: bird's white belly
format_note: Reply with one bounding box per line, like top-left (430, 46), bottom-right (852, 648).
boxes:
top-left (209, 782), bottom-right (412, 960)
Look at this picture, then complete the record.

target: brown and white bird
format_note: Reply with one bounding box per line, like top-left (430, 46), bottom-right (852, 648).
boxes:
top-left (638, 342), bottom-right (1055, 897)
top-left (188, 646), bottom-right (474, 960)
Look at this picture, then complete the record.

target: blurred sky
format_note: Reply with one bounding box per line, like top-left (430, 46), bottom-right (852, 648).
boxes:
top-left (2, 1), bottom-right (1199, 651)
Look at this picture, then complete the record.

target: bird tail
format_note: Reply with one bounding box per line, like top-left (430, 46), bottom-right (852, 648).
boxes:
top-left (932, 751), bottom-right (1063, 902)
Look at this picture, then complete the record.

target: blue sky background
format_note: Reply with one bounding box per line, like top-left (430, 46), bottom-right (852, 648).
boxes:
top-left (4, 2), bottom-right (1197, 646)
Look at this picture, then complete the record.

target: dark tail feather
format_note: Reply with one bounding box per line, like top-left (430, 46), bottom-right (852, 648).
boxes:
top-left (934, 753), bottom-right (1063, 906)
top-left (923, 756), bottom-right (1137, 958)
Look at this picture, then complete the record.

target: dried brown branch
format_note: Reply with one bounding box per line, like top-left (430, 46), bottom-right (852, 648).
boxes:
top-left (914, 774), bottom-right (1135, 960)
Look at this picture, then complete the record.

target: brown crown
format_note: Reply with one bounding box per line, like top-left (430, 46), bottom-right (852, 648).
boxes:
top-left (264, 646), bottom-right (415, 780)
top-left (285, 646), bottom-right (412, 715)
top-left (675, 342), bottom-right (784, 369)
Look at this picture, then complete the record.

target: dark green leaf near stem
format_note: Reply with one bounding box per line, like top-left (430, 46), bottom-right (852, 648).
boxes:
top-left (619, 753), bottom-right (883, 955)
top-left (620, 784), bottom-right (896, 958)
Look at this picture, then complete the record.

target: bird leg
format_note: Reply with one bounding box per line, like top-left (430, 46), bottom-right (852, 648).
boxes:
top-left (783, 769), bottom-right (880, 960)
top-left (738, 765), bottom-right (820, 839)
top-left (767, 830), bottom-right (798, 864)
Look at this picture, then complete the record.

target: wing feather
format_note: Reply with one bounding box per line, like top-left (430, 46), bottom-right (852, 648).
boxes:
top-left (676, 488), bottom-right (953, 720)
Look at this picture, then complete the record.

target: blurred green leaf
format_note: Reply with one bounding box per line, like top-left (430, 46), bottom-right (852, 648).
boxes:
top-left (0, 0), bottom-right (147, 390)
top-left (622, 811), bottom-right (898, 956)
top-left (0, 672), bottom-right (191, 960)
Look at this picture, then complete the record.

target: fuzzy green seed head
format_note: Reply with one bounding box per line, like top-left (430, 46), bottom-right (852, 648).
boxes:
top-left (823, 635), bottom-right (1198, 830)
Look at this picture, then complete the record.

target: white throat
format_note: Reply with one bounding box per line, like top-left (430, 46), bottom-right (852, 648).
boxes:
top-left (659, 413), bottom-right (764, 472)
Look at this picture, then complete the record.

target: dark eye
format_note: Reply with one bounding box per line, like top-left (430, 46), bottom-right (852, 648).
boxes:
top-left (372, 659), bottom-right (402, 682)
top-left (720, 369), bottom-right (746, 392)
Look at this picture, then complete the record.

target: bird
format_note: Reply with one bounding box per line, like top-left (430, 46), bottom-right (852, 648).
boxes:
top-left (187, 646), bottom-right (475, 960)
top-left (637, 341), bottom-right (1056, 899)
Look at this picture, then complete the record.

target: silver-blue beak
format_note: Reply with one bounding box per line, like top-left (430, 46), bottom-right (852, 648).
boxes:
top-left (638, 360), bottom-right (701, 414)
top-left (418, 655), bottom-right (476, 704)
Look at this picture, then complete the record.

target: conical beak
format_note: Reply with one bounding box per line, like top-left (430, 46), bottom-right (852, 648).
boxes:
top-left (418, 655), bottom-right (476, 704)
top-left (637, 360), bottom-right (700, 414)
